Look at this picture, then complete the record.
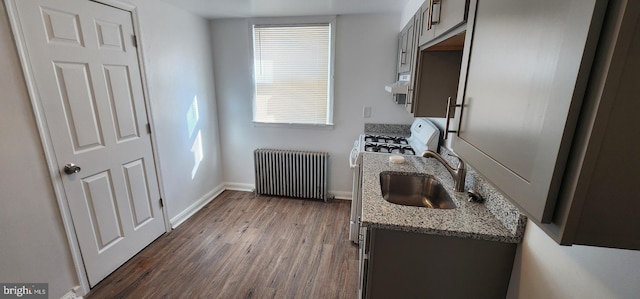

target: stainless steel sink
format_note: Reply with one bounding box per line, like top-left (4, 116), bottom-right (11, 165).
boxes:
top-left (379, 171), bottom-right (456, 209)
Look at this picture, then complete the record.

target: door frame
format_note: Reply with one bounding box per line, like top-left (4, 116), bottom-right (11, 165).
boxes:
top-left (4, 0), bottom-right (171, 295)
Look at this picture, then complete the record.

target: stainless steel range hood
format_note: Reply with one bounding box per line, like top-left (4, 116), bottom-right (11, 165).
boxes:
top-left (385, 81), bottom-right (409, 93)
top-left (385, 74), bottom-right (410, 94)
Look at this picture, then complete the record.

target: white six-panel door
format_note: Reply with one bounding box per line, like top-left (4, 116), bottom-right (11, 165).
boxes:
top-left (14, 0), bottom-right (165, 286)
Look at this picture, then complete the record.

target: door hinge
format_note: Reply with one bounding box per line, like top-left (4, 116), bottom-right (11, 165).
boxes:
top-left (159, 197), bottom-right (164, 208)
top-left (132, 34), bottom-right (138, 48)
top-left (146, 123), bottom-right (151, 134)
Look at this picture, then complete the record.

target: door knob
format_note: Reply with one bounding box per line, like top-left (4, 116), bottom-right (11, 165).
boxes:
top-left (63, 163), bottom-right (81, 175)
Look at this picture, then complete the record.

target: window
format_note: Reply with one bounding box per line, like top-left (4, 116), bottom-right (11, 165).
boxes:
top-left (252, 19), bottom-right (335, 126)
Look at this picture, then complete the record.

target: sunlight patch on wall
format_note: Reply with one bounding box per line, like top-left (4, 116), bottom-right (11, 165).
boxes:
top-left (191, 130), bottom-right (203, 179)
top-left (187, 96), bottom-right (200, 138)
top-left (187, 96), bottom-right (203, 179)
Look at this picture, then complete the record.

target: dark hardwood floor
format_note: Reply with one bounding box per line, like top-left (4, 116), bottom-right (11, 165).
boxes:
top-left (86, 190), bottom-right (359, 299)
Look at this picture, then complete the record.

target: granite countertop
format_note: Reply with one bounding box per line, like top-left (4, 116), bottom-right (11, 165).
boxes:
top-left (363, 123), bottom-right (411, 136)
top-left (360, 153), bottom-right (526, 243)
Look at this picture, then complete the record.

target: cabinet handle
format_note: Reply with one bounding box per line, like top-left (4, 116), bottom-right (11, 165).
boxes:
top-left (427, 0), bottom-right (434, 31)
top-left (445, 96), bottom-right (461, 140)
top-left (421, 8), bottom-right (428, 37)
top-left (400, 50), bottom-right (406, 64)
top-left (431, 0), bottom-right (442, 26)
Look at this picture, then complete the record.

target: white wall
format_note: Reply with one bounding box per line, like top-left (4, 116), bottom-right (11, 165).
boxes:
top-left (400, 0), bottom-right (424, 29)
top-left (137, 0), bottom-right (223, 222)
top-left (0, 3), bottom-right (77, 298)
top-left (210, 14), bottom-right (414, 196)
top-left (507, 220), bottom-right (640, 299)
top-left (0, 0), bottom-right (222, 296)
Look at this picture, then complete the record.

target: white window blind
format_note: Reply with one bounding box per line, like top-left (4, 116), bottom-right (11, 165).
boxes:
top-left (252, 24), bottom-right (333, 125)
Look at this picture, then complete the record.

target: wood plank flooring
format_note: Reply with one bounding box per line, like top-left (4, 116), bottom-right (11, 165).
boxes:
top-left (86, 190), bottom-right (359, 299)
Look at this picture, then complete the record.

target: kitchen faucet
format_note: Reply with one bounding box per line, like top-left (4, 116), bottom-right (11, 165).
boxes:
top-left (421, 150), bottom-right (466, 192)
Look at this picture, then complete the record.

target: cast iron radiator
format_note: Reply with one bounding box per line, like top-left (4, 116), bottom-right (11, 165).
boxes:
top-left (253, 148), bottom-right (329, 201)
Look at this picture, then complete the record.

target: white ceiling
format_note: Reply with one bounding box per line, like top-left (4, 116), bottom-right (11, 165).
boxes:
top-left (161, 0), bottom-right (410, 19)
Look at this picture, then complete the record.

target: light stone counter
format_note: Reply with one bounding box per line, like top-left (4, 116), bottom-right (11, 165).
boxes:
top-left (363, 123), bottom-right (411, 136)
top-left (361, 153), bottom-right (526, 243)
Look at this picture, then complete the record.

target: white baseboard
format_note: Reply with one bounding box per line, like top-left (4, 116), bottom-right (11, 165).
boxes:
top-left (224, 182), bottom-right (254, 192)
top-left (59, 286), bottom-right (83, 299)
top-left (223, 181), bottom-right (352, 201)
top-left (332, 191), bottom-right (352, 200)
top-left (169, 184), bottom-right (225, 229)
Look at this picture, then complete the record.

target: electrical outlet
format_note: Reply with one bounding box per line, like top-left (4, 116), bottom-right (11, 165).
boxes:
top-left (363, 106), bottom-right (372, 118)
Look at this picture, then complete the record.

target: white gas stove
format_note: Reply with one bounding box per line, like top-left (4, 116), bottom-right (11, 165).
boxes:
top-left (348, 118), bottom-right (440, 243)
top-left (362, 134), bottom-right (415, 155)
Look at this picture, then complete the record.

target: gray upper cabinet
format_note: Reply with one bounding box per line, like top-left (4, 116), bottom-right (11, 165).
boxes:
top-left (418, 0), bottom-right (469, 48)
top-left (554, 0), bottom-right (640, 250)
top-left (396, 25), bottom-right (408, 73)
top-left (454, 0), bottom-right (607, 224)
top-left (433, 0), bottom-right (469, 39)
top-left (417, 1), bottom-right (435, 46)
top-left (395, 15), bottom-right (419, 108)
top-left (405, 10), bottom-right (423, 110)
top-left (454, 0), bottom-right (640, 250)
top-left (397, 16), bottom-right (416, 74)
top-left (407, 0), bottom-right (469, 116)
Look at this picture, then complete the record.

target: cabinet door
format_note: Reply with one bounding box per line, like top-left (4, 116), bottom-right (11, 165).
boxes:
top-left (366, 229), bottom-right (516, 298)
top-left (418, 1), bottom-right (436, 46)
top-left (453, 0), bottom-right (605, 223)
top-left (406, 17), bottom-right (416, 73)
top-left (396, 35), bottom-right (403, 73)
top-left (358, 227), bottom-right (370, 299)
top-left (433, 0), bottom-right (469, 37)
top-left (397, 27), bottom-right (409, 73)
top-left (398, 18), bottom-right (416, 74)
top-left (406, 8), bottom-right (423, 113)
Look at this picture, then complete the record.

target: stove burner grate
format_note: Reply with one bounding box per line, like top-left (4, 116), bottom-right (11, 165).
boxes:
top-left (364, 134), bottom-right (409, 145)
top-left (364, 142), bottom-right (415, 155)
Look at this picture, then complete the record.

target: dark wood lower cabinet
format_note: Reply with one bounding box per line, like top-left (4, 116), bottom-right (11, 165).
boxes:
top-left (361, 228), bottom-right (516, 299)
